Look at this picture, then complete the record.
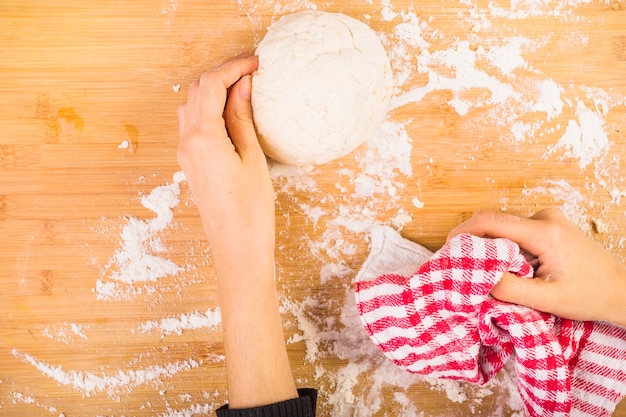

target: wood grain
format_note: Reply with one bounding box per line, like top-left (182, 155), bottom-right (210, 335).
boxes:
top-left (1, 0), bottom-right (625, 416)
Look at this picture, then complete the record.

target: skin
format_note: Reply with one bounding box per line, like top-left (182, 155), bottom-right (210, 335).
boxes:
top-left (177, 55), bottom-right (298, 409)
top-left (448, 209), bottom-right (626, 328)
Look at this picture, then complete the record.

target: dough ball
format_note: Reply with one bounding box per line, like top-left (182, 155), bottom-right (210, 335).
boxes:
top-left (252, 10), bottom-right (394, 166)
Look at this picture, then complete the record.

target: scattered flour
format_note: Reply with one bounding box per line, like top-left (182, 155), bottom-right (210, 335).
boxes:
top-left (532, 79), bottom-right (564, 121)
top-left (135, 308), bottom-right (222, 336)
top-left (391, 40), bottom-right (521, 116)
top-left (485, 36), bottom-right (533, 75)
top-left (95, 172), bottom-right (186, 300)
top-left (158, 403), bottom-right (215, 417)
top-left (4, 391), bottom-right (58, 414)
top-left (41, 323), bottom-right (89, 345)
top-left (547, 100), bottom-right (610, 169)
top-left (412, 196), bottom-right (425, 209)
top-left (522, 179), bottom-right (590, 232)
top-left (12, 349), bottom-right (201, 400)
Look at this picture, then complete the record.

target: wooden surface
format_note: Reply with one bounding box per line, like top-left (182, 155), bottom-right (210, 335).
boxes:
top-left (1, 1), bottom-right (625, 416)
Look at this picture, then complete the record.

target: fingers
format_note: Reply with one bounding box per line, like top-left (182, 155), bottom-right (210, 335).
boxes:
top-left (225, 75), bottom-right (265, 162)
top-left (447, 210), bottom-right (554, 256)
top-left (204, 54), bottom-right (258, 90)
top-left (491, 272), bottom-right (555, 315)
top-left (196, 55), bottom-right (259, 120)
top-left (178, 55), bottom-right (259, 139)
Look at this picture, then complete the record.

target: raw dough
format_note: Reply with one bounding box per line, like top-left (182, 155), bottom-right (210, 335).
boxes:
top-left (252, 10), bottom-right (394, 166)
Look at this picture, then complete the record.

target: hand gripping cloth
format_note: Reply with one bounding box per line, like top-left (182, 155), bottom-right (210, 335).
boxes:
top-left (354, 225), bottom-right (626, 417)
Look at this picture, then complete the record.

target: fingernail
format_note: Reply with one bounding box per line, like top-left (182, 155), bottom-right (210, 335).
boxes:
top-left (239, 75), bottom-right (252, 100)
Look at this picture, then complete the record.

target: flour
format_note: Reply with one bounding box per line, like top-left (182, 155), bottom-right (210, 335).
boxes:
top-left (41, 323), bottom-right (89, 345)
top-left (547, 100), bottom-right (609, 169)
top-left (158, 403), bottom-right (215, 417)
top-left (485, 36), bottom-right (532, 75)
top-left (392, 40), bottom-right (521, 116)
top-left (380, 0), bottom-right (398, 21)
top-left (394, 11), bottom-right (429, 49)
top-left (412, 196), bottom-right (425, 209)
top-left (5, 391), bottom-right (58, 414)
top-left (522, 179), bottom-right (590, 232)
top-left (532, 79), bottom-right (564, 121)
top-left (12, 349), bottom-right (201, 400)
top-left (486, 0), bottom-right (591, 21)
top-left (135, 308), bottom-right (222, 336)
top-left (96, 172), bottom-right (186, 300)
top-left (319, 263), bottom-right (353, 285)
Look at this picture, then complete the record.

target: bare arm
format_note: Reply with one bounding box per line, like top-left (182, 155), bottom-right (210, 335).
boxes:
top-left (177, 55), bottom-right (298, 408)
top-left (448, 208), bottom-right (626, 327)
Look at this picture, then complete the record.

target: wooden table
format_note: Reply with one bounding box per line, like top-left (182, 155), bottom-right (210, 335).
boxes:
top-left (1, 1), bottom-right (625, 416)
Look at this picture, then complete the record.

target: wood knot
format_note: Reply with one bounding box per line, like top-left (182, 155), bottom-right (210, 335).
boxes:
top-left (40, 270), bottom-right (54, 296)
top-left (41, 220), bottom-right (56, 245)
top-left (0, 145), bottom-right (17, 170)
top-left (0, 195), bottom-right (7, 220)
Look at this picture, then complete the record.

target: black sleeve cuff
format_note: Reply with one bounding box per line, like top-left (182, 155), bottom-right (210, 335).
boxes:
top-left (216, 388), bottom-right (317, 417)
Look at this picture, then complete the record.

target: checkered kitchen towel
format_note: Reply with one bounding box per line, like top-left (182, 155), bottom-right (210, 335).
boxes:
top-left (354, 225), bottom-right (626, 417)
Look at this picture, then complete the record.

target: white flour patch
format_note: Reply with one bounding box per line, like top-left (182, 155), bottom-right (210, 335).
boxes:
top-left (4, 391), bottom-right (58, 414)
top-left (158, 403), bottom-right (215, 417)
top-left (135, 308), bottom-right (222, 336)
top-left (486, 0), bottom-right (592, 22)
top-left (41, 323), bottom-right (89, 345)
top-left (95, 172), bottom-right (186, 301)
top-left (547, 100), bottom-right (609, 169)
top-left (319, 263), bottom-right (353, 285)
top-left (532, 79), bottom-right (564, 121)
top-left (381, 0), bottom-right (398, 22)
top-left (392, 40), bottom-right (521, 116)
top-left (485, 36), bottom-right (533, 75)
top-left (412, 196), bottom-right (425, 209)
top-left (522, 179), bottom-right (590, 232)
top-left (12, 349), bottom-right (201, 400)
top-left (270, 162), bottom-right (319, 193)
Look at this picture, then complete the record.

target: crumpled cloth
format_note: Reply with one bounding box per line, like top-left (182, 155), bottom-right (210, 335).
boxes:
top-left (354, 225), bottom-right (626, 417)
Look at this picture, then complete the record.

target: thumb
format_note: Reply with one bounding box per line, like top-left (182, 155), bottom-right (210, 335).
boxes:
top-left (491, 272), bottom-right (554, 314)
top-left (225, 75), bottom-right (264, 160)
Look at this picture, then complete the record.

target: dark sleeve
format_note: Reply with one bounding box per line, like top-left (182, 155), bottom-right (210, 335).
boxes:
top-left (216, 388), bottom-right (317, 417)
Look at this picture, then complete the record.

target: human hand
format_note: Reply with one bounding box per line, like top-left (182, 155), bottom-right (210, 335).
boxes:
top-left (448, 209), bottom-right (626, 327)
top-left (177, 56), bottom-right (275, 270)
top-left (178, 57), bottom-right (299, 407)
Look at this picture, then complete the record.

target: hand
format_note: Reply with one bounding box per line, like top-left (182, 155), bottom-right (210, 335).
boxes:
top-left (448, 209), bottom-right (626, 327)
top-left (177, 55), bottom-right (275, 271)
top-left (177, 56), bottom-right (298, 408)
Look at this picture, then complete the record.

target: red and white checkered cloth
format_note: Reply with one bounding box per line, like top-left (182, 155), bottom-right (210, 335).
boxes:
top-left (354, 225), bottom-right (626, 417)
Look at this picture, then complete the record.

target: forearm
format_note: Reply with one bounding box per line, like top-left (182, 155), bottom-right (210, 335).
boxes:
top-left (177, 56), bottom-right (299, 410)
top-left (214, 248), bottom-right (298, 409)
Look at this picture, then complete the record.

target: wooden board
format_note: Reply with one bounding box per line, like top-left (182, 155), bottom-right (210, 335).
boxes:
top-left (1, 0), bottom-right (625, 416)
